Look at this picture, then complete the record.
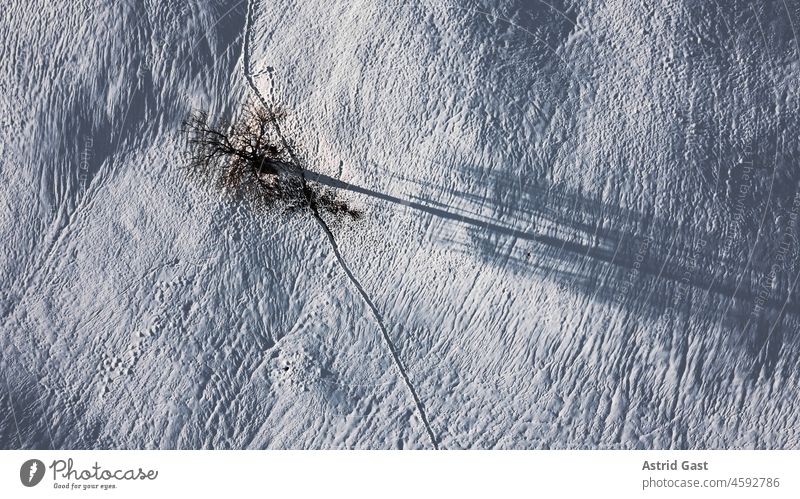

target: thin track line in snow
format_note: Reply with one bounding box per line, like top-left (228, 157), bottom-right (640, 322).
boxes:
top-left (2, 370), bottom-right (24, 449)
top-left (242, 0), bottom-right (438, 449)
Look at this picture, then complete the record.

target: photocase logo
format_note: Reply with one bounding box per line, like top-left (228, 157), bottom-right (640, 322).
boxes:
top-left (20, 459), bottom-right (45, 487)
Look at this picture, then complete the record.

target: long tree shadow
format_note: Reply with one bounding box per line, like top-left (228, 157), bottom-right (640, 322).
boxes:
top-left (306, 164), bottom-right (800, 375)
top-left (310, 168), bottom-right (798, 313)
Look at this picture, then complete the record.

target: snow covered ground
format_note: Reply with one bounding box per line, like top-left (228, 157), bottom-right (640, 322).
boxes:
top-left (1, 0), bottom-right (799, 449)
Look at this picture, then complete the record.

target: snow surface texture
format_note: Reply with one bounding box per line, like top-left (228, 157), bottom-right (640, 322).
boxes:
top-left (1, 0), bottom-right (799, 449)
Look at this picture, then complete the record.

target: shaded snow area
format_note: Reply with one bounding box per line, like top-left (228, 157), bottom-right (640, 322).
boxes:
top-left (1, 0), bottom-right (799, 449)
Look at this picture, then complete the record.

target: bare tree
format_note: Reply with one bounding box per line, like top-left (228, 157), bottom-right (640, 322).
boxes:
top-left (182, 103), bottom-right (361, 220)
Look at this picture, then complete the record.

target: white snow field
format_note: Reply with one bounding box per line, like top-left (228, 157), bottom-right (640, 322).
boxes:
top-left (1, 0), bottom-right (799, 449)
